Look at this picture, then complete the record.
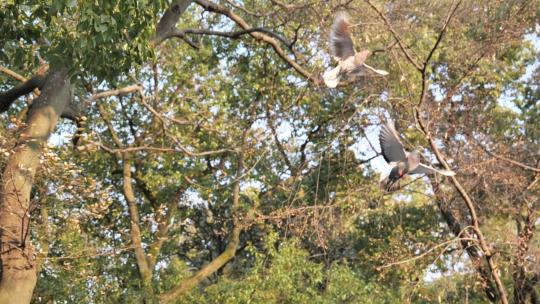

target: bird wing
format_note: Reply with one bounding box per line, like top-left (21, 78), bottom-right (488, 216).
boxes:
top-left (410, 163), bottom-right (456, 176)
top-left (379, 120), bottom-right (407, 163)
top-left (329, 11), bottom-right (356, 60)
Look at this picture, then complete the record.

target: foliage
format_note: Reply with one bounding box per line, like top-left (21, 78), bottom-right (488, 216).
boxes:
top-left (0, 0), bottom-right (539, 303)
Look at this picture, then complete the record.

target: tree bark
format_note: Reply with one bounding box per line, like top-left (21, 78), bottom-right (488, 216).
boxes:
top-left (0, 69), bottom-right (71, 304)
top-left (154, 0), bottom-right (193, 44)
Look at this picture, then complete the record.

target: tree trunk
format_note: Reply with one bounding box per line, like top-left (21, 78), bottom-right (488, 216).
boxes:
top-left (0, 69), bottom-right (70, 304)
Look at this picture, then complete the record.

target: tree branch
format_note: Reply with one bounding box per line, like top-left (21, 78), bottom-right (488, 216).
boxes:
top-left (378, 236), bottom-right (478, 270)
top-left (266, 105), bottom-right (295, 175)
top-left (410, 1), bottom-right (508, 302)
top-left (91, 85), bottom-right (141, 100)
top-left (160, 127), bottom-right (251, 303)
top-left (97, 144), bottom-right (233, 157)
top-left (423, 1), bottom-right (461, 70)
top-left (193, 0), bottom-right (318, 84)
top-left (0, 75), bottom-right (46, 112)
top-left (364, 0), bottom-right (423, 72)
top-left (154, 0), bottom-right (194, 45)
top-left (418, 0), bottom-right (462, 108)
top-left (146, 190), bottom-right (180, 270)
top-left (0, 66), bottom-right (27, 82)
top-left (475, 140), bottom-right (540, 174)
top-left (171, 27), bottom-right (293, 52)
top-left (432, 181), bottom-right (499, 302)
top-left (60, 103), bottom-right (85, 146)
top-left (122, 156), bottom-right (155, 299)
top-left (418, 114), bottom-right (508, 303)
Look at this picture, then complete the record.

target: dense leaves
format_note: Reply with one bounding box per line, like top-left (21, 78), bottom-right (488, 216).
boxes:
top-left (0, 0), bottom-right (539, 303)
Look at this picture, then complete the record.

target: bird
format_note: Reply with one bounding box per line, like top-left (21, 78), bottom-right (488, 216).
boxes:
top-left (378, 120), bottom-right (456, 191)
top-left (322, 11), bottom-right (389, 88)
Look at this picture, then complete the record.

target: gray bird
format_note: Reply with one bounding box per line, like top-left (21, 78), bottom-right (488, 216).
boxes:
top-left (323, 11), bottom-right (389, 88)
top-left (379, 120), bottom-right (456, 191)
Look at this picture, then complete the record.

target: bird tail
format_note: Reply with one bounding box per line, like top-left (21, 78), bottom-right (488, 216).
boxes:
top-left (362, 63), bottom-right (389, 76)
top-left (323, 65), bottom-right (341, 88)
top-left (438, 169), bottom-right (456, 176)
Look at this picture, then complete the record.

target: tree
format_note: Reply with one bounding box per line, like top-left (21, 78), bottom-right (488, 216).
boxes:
top-left (1, 0), bottom-right (539, 303)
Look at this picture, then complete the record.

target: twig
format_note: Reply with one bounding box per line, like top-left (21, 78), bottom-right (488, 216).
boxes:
top-left (395, 0), bottom-right (509, 302)
top-left (0, 66), bottom-right (27, 82)
top-left (418, 0), bottom-right (462, 108)
top-left (378, 237), bottom-right (478, 270)
top-left (364, 0), bottom-right (423, 72)
top-left (172, 27), bottom-right (294, 52)
top-left (193, 0), bottom-right (318, 84)
top-left (90, 85), bottom-right (141, 100)
top-left (96, 142), bottom-right (233, 157)
top-left (475, 139), bottom-right (540, 174)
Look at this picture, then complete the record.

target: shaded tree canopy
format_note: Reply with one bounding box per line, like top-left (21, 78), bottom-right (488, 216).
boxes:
top-left (0, 0), bottom-right (539, 303)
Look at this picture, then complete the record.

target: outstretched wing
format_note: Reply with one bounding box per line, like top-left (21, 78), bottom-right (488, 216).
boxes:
top-left (379, 121), bottom-right (407, 163)
top-left (410, 163), bottom-right (456, 176)
top-left (329, 11), bottom-right (355, 60)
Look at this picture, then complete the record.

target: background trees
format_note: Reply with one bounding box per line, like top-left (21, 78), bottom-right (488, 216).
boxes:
top-left (0, 0), bottom-right (539, 303)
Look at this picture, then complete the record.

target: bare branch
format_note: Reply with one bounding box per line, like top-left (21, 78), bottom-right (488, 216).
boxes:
top-left (97, 103), bottom-right (124, 149)
top-left (418, 0), bottom-right (462, 107)
top-left (193, 0), bottom-right (318, 84)
top-left (410, 1), bottom-right (508, 302)
top-left (378, 236), bottom-right (478, 270)
top-left (270, 0), bottom-right (313, 10)
top-left (364, 0), bottom-right (423, 72)
top-left (163, 29), bottom-right (200, 49)
top-left (138, 90), bottom-right (194, 126)
top-left (171, 27), bottom-right (294, 52)
top-left (266, 105), bottom-right (295, 175)
top-left (0, 66), bottom-right (27, 82)
top-left (90, 85), bottom-right (141, 100)
top-left (423, 1), bottom-right (462, 69)
top-left (475, 140), bottom-right (540, 174)
top-left (418, 115), bottom-right (509, 303)
top-left (95, 142), bottom-right (233, 157)
top-left (431, 181), bottom-right (499, 302)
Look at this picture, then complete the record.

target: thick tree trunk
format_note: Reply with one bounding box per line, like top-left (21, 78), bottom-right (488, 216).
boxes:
top-left (0, 69), bottom-right (70, 304)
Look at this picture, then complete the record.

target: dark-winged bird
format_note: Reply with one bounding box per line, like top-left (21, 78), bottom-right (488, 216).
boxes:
top-left (379, 121), bottom-right (455, 191)
top-left (323, 11), bottom-right (389, 88)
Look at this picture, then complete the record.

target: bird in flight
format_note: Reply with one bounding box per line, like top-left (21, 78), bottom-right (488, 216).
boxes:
top-left (322, 11), bottom-right (389, 88)
top-left (379, 120), bottom-right (455, 191)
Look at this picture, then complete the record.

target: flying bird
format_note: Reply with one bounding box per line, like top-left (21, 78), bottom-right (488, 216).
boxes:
top-left (322, 11), bottom-right (389, 88)
top-left (379, 120), bottom-right (455, 191)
